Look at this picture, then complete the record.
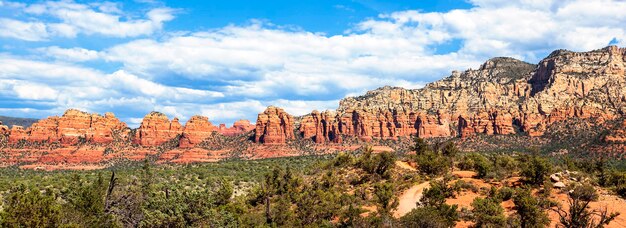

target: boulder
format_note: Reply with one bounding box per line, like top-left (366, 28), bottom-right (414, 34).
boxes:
top-left (553, 182), bottom-right (566, 188)
top-left (550, 174), bottom-right (561, 182)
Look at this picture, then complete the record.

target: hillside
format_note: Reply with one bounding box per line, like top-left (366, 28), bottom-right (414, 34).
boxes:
top-left (0, 116), bottom-right (38, 128)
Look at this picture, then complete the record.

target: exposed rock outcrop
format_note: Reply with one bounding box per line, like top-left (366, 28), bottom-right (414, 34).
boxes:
top-left (134, 112), bottom-right (183, 146)
top-left (0, 121), bottom-right (8, 135)
top-left (254, 106), bottom-right (295, 144)
top-left (7, 109), bottom-right (128, 145)
top-left (217, 120), bottom-right (255, 136)
top-left (8, 126), bottom-right (27, 143)
top-left (300, 110), bottom-right (341, 143)
top-left (253, 46), bottom-right (626, 144)
top-left (179, 115), bottom-right (218, 148)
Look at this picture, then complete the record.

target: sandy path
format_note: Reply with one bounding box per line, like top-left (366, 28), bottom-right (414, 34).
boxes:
top-left (393, 181), bottom-right (431, 218)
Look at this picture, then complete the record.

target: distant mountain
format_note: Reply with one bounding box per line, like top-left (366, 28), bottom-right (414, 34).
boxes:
top-left (0, 116), bottom-right (38, 128)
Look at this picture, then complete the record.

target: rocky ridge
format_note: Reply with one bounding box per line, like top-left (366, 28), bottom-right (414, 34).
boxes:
top-left (8, 109), bottom-right (128, 145)
top-left (255, 46), bottom-right (626, 143)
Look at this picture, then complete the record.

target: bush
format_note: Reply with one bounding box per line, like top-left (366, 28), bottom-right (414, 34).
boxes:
top-left (400, 205), bottom-right (458, 228)
top-left (616, 184), bottom-right (626, 198)
top-left (496, 187), bottom-right (515, 201)
top-left (357, 147), bottom-right (396, 179)
top-left (520, 153), bottom-right (552, 185)
top-left (459, 153), bottom-right (492, 178)
top-left (373, 182), bottom-right (398, 214)
top-left (0, 185), bottom-right (62, 228)
top-left (555, 183), bottom-right (619, 228)
top-left (513, 188), bottom-right (550, 228)
top-left (471, 197), bottom-right (506, 227)
top-left (415, 150), bottom-right (451, 176)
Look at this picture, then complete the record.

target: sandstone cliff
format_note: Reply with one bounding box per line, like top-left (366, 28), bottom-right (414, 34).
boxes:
top-left (133, 112), bottom-right (183, 147)
top-left (218, 120), bottom-right (255, 136)
top-left (254, 106), bottom-right (295, 144)
top-left (8, 109), bottom-right (128, 145)
top-left (254, 46), bottom-right (626, 143)
top-left (179, 115), bottom-right (218, 148)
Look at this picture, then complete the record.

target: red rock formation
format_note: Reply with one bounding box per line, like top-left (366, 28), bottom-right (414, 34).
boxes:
top-left (0, 121), bottom-right (8, 135)
top-left (134, 112), bottom-right (183, 146)
top-left (9, 109), bottom-right (128, 145)
top-left (28, 116), bottom-right (60, 143)
top-left (217, 120), bottom-right (255, 136)
top-left (179, 115), bottom-right (218, 148)
top-left (417, 111), bottom-right (452, 138)
top-left (300, 110), bottom-right (342, 143)
top-left (254, 106), bottom-right (295, 144)
top-left (89, 112), bottom-right (128, 143)
top-left (8, 126), bottom-right (27, 143)
top-left (458, 111), bottom-right (515, 138)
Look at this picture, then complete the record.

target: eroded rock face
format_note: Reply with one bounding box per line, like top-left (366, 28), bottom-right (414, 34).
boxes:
top-left (8, 126), bottom-right (27, 143)
top-left (217, 120), bottom-right (255, 136)
top-left (134, 112), bottom-right (183, 146)
top-left (254, 106), bottom-right (295, 144)
top-left (0, 121), bottom-right (8, 135)
top-left (338, 47), bottom-right (625, 139)
top-left (179, 115), bottom-right (218, 148)
top-left (300, 110), bottom-right (342, 143)
top-left (8, 109), bottom-right (128, 145)
top-left (256, 46), bottom-right (626, 143)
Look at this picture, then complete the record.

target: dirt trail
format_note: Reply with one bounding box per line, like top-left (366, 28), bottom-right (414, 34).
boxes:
top-left (393, 181), bottom-right (431, 218)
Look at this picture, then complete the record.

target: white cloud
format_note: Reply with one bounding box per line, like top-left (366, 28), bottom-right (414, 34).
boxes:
top-left (368, 0), bottom-right (626, 59)
top-left (0, 18), bottom-right (48, 41)
top-left (12, 82), bottom-right (59, 100)
top-left (0, 1), bottom-right (175, 41)
top-left (38, 46), bottom-right (100, 62)
top-left (103, 23), bottom-right (478, 102)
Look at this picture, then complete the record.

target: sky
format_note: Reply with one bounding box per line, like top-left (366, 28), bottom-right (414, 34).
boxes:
top-left (0, 0), bottom-right (625, 127)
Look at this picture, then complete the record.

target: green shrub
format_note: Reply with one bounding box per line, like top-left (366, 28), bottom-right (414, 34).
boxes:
top-left (471, 197), bottom-right (506, 227)
top-left (520, 153), bottom-right (552, 185)
top-left (513, 188), bottom-right (550, 228)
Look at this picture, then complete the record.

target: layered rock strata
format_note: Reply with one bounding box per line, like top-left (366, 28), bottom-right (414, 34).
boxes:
top-left (179, 116), bottom-right (218, 148)
top-left (255, 46), bottom-right (626, 143)
top-left (218, 120), bottom-right (256, 136)
top-left (7, 109), bottom-right (128, 145)
top-left (133, 112), bottom-right (183, 146)
top-left (254, 106), bottom-right (295, 144)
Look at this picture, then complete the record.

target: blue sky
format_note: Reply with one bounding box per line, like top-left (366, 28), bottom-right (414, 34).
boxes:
top-left (0, 0), bottom-right (625, 127)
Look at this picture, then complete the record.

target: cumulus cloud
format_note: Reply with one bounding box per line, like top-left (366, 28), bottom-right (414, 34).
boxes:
top-left (367, 0), bottom-right (626, 59)
top-left (0, 0), bottom-right (174, 41)
top-left (37, 46), bottom-right (100, 62)
top-left (0, 18), bottom-right (48, 41)
top-left (103, 23), bottom-right (477, 103)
